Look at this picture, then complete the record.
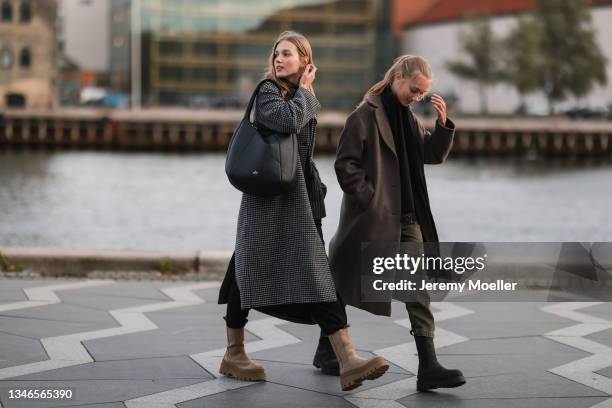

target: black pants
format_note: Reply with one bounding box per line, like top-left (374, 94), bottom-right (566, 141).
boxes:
top-left (224, 219), bottom-right (347, 335)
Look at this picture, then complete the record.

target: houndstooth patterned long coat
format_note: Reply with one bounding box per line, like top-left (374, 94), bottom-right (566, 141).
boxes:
top-left (234, 81), bottom-right (337, 309)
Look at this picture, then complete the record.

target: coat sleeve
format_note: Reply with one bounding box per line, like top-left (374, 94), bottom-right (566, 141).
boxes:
top-left (414, 113), bottom-right (456, 164)
top-left (335, 110), bottom-right (375, 210)
top-left (254, 81), bottom-right (321, 134)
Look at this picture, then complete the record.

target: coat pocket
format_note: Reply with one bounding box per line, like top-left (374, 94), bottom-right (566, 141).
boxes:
top-left (355, 182), bottom-right (375, 211)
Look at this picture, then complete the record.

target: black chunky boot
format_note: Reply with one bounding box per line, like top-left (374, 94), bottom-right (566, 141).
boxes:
top-left (312, 332), bottom-right (340, 376)
top-left (414, 335), bottom-right (466, 391)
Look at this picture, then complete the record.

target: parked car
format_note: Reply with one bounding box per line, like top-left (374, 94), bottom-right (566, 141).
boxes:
top-left (563, 104), bottom-right (611, 120)
top-left (189, 93), bottom-right (249, 109)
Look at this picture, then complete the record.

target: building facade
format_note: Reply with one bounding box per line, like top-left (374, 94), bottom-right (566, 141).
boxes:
top-left (116, 0), bottom-right (392, 110)
top-left (109, 0), bottom-right (130, 94)
top-left (0, 0), bottom-right (57, 109)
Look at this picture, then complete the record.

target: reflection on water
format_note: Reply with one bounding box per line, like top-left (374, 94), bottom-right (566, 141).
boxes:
top-left (1, 150), bottom-right (611, 251)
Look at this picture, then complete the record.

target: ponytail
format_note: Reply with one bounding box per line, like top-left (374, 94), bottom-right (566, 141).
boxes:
top-left (365, 55), bottom-right (432, 97)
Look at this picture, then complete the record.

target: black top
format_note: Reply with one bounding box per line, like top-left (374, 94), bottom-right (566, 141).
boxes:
top-left (380, 84), bottom-right (437, 243)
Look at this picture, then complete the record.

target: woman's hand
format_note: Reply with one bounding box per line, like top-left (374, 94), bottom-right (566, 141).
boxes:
top-left (431, 94), bottom-right (447, 126)
top-left (299, 64), bottom-right (317, 93)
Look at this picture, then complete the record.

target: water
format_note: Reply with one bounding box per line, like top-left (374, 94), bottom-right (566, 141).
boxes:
top-left (1, 150), bottom-right (611, 251)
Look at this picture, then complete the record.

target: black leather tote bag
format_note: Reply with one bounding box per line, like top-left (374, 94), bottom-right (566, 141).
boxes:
top-left (225, 79), bottom-right (298, 196)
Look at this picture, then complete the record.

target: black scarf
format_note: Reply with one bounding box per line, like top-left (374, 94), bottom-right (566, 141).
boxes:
top-left (380, 84), bottom-right (439, 243)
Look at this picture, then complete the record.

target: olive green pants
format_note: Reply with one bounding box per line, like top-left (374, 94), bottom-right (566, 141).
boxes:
top-left (402, 222), bottom-right (435, 338)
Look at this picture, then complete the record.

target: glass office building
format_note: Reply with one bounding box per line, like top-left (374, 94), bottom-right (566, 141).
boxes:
top-left (126, 0), bottom-right (392, 110)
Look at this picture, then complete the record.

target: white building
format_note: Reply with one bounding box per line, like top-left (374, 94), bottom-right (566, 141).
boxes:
top-left (60, 0), bottom-right (109, 72)
top-left (401, 0), bottom-right (612, 114)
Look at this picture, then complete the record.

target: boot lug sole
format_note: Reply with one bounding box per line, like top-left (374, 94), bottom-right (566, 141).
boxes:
top-left (219, 361), bottom-right (266, 382)
top-left (417, 376), bottom-right (466, 391)
top-left (341, 358), bottom-right (389, 391)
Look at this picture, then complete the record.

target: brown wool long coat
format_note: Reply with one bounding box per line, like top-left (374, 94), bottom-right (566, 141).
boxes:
top-left (328, 94), bottom-right (455, 316)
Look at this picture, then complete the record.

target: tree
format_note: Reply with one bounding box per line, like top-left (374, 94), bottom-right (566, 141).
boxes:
top-left (446, 16), bottom-right (505, 115)
top-left (535, 0), bottom-right (607, 114)
top-left (501, 17), bottom-right (542, 114)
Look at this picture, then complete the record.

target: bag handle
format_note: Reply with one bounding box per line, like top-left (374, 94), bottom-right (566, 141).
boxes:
top-left (244, 79), bottom-right (282, 124)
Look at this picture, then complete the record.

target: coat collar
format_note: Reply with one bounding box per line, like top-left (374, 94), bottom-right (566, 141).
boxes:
top-left (364, 94), bottom-right (421, 160)
top-left (364, 94), bottom-right (395, 157)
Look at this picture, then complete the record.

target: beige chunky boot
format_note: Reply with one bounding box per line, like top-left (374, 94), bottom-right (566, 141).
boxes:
top-left (328, 327), bottom-right (389, 391)
top-left (219, 327), bottom-right (266, 381)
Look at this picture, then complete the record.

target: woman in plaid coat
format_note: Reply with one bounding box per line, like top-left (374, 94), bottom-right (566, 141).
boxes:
top-left (217, 31), bottom-right (389, 391)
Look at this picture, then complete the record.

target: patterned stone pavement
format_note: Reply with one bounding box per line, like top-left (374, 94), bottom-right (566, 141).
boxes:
top-left (0, 278), bottom-right (610, 408)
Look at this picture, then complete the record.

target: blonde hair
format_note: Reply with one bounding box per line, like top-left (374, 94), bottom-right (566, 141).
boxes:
top-left (366, 55), bottom-right (432, 97)
top-left (264, 31), bottom-right (314, 98)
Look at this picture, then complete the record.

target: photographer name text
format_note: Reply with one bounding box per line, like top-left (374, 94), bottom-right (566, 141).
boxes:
top-left (372, 279), bottom-right (518, 292)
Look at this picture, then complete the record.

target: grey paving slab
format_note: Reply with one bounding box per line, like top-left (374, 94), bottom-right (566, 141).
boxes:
top-left (1, 300), bottom-right (116, 324)
top-left (9, 356), bottom-right (211, 382)
top-left (140, 303), bottom-right (228, 321)
top-left (1, 280), bottom-right (611, 407)
top-left (0, 290), bottom-right (26, 303)
top-left (338, 307), bottom-right (423, 351)
top-left (437, 303), bottom-right (574, 340)
top-left (394, 344), bottom-right (610, 408)
top-left (582, 303), bottom-right (612, 345)
top-left (597, 365), bottom-right (612, 379)
top-left (587, 329), bottom-right (612, 348)
top-left (193, 286), bottom-right (225, 304)
top-left (453, 351), bottom-right (575, 379)
top-left (0, 378), bottom-right (205, 408)
top-left (0, 280), bottom-right (91, 305)
top-left (178, 381), bottom-right (355, 408)
top-left (83, 309), bottom-right (253, 361)
top-left (0, 307), bottom-right (117, 339)
top-left (576, 302), bottom-right (612, 316)
top-left (436, 352), bottom-right (606, 396)
top-left (0, 334), bottom-right (46, 370)
top-left (57, 293), bottom-right (180, 314)
top-left (429, 333), bottom-right (585, 357)
top-left (399, 340), bottom-right (610, 406)
top-left (343, 302), bottom-right (570, 349)
top-left (398, 394), bottom-right (608, 408)
top-left (256, 357), bottom-right (409, 397)
top-left (65, 282), bottom-right (173, 302)
top-left (0, 280), bottom-right (71, 292)
top-left (0, 399), bottom-right (125, 408)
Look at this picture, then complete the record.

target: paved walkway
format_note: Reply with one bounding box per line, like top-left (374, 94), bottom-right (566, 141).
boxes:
top-left (0, 279), bottom-right (610, 408)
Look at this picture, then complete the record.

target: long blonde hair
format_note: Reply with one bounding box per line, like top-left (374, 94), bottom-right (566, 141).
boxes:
top-left (366, 55), bottom-right (432, 97)
top-left (264, 31), bottom-right (314, 98)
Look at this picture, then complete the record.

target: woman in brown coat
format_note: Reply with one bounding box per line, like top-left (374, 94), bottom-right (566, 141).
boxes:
top-left (324, 55), bottom-right (466, 391)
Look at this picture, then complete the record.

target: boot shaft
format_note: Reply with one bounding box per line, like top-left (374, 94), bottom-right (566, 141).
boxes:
top-left (328, 327), bottom-right (390, 391)
top-left (220, 326), bottom-right (267, 382)
top-left (328, 328), bottom-right (357, 367)
top-left (227, 327), bottom-right (245, 347)
top-left (414, 335), bottom-right (439, 370)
